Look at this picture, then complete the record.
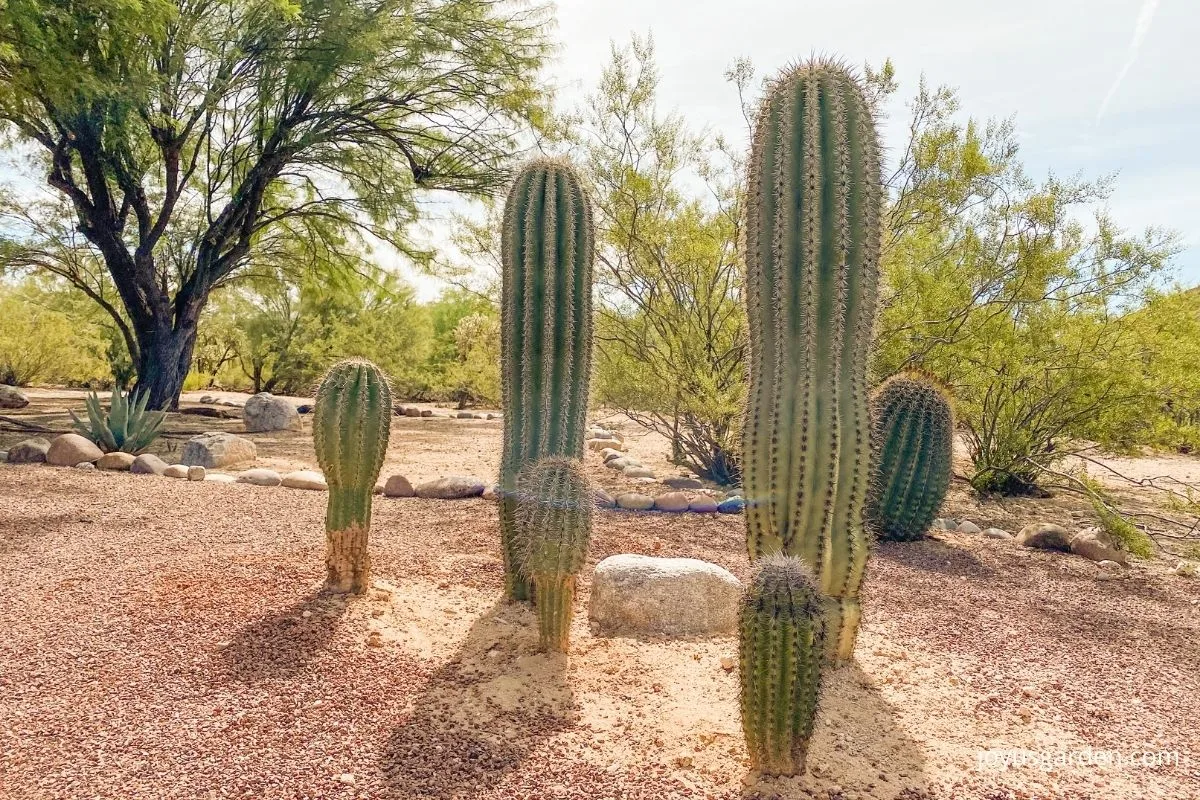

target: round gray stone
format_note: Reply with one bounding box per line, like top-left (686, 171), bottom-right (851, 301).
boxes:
top-left (589, 554), bottom-right (742, 637)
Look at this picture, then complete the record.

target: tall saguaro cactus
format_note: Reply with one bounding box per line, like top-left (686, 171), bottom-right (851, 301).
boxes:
top-left (868, 372), bottom-right (954, 542)
top-left (741, 60), bottom-right (883, 661)
top-left (739, 555), bottom-right (826, 776)
top-left (314, 359), bottom-right (392, 594)
top-left (499, 157), bottom-right (595, 602)
top-left (514, 457), bottom-right (592, 652)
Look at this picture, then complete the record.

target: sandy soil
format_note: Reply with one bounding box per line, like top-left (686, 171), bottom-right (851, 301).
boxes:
top-left (1, 460), bottom-right (1198, 799)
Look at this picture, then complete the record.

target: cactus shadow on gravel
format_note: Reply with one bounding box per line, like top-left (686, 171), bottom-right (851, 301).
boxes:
top-left (379, 599), bottom-right (577, 798)
top-left (742, 662), bottom-right (930, 799)
top-left (218, 589), bottom-right (347, 682)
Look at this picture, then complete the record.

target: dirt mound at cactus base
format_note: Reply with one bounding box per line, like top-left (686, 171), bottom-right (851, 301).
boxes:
top-left (1, 467), bottom-right (1197, 799)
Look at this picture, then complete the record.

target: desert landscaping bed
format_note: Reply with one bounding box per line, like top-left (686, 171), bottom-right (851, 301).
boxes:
top-left (1, 462), bottom-right (1197, 799)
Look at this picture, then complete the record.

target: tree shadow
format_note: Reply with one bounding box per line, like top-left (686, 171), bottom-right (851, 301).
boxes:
top-left (217, 589), bottom-right (345, 682)
top-left (874, 537), bottom-right (998, 580)
top-left (742, 662), bottom-right (930, 799)
top-left (379, 599), bottom-right (576, 798)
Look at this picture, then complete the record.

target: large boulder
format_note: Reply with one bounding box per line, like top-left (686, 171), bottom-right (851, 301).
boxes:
top-left (181, 432), bottom-right (257, 468)
top-left (414, 476), bottom-right (485, 499)
top-left (1070, 528), bottom-right (1127, 565)
top-left (1015, 523), bottom-right (1073, 552)
top-left (96, 452), bottom-right (136, 471)
top-left (662, 476), bottom-right (704, 490)
top-left (0, 385), bottom-right (30, 409)
top-left (162, 464), bottom-right (190, 479)
top-left (589, 554), bottom-right (742, 638)
top-left (46, 434), bottom-right (103, 466)
top-left (130, 453), bottom-right (169, 475)
top-left (382, 474), bottom-right (415, 498)
top-left (7, 438), bottom-right (51, 464)
top-left (615, 492), bottom-right (655, 511)
top-left (243, 392), bottom-right (302, 433)
top-left (236, 468), bottom-right (282, 487)
top-left (281, 470), bottom-right (328, 491)
top-left (653, 492), bottom-right (690, 512)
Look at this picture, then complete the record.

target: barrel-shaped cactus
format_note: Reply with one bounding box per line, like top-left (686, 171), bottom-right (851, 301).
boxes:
top-left (513, 457), bottom-right (592, 651)
top-left (868, 372), bottom-right (954, 541)
top-left (741, 59), bottom-right (883, 661)
top-left (739, 554), bottom-right (826, 776)
top-left (313, 359), bottom-right (392, 594)
top-left (499, 157), bottom-right (595, 602)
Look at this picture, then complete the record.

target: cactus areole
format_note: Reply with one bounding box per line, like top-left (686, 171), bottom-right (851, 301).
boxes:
top-left (313, 359), bottom-right (392, 594)
top-left (740, 60), bottom-right (883, 661)
top-left (499, 158), bottom-right (595, 602)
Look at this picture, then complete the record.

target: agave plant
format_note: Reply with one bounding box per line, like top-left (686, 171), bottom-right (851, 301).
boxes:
top-left (70, 388), bottom-right (166, 454)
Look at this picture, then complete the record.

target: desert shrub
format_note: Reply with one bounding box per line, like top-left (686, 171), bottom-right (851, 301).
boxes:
top-left (0, 281), bottom-right (110, 386)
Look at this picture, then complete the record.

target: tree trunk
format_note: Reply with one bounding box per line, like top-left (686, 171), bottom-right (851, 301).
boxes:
top-left (133, 321), bottom-right (200, 411)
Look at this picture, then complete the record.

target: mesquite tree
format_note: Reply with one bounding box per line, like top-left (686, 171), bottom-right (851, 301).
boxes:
top-left (0, 0), bottom-right (549, 408)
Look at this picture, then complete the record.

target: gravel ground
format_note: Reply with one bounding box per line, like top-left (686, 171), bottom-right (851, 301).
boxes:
top-left (1, 466), bottom-right (1198, 799)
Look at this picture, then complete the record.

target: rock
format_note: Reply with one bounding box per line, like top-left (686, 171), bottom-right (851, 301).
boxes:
top-left (1015, 523), bottom-right (1073, 552)
top-left (96, 452), bottom-right (135, 471)
top-left (719, 655), bottom-right (736, 671)
top-left (297, 404), bottom-right (313, 414)
top-left (420, 409), bottom-right (434, 417)
top-left (599, 448), bottom-right (624, 461)
top-left (587, 439), bottom-right (613, 451)
top-left (1173, 560), bottom-right (1198, 578)
top-left (717, 496), bottom-right (746, 514)
top-left (616, 492), bottom-right (655, 511)
top-left (403, 407), bottom-right (422, 418)
top-left (983, 528), bottom-right (1012, 540)
top-left (204, 473), bottom-right (236, 484)
top-left (486, 413), bottom-right (498, 420)
top-left (281, 470), bottom-right (328, 490)
top-left (1097, 559), bottom-right (1124, 575)
top-left (74, 461), bottom-right (96, 471)
top-left (595, 489), bottom-right (616, 509)
top-left (218, 399), bottom-right (243, 408)
top-left (663, 477), bottom-right (704, 490)
top-left (162, 464), bottom-right (189, 479)
top-left (0, 385), bottom-right (30, 409)
top-left (589, 554), bottom-right (743, 637)
top-left (654, 492), bottom-right (690, 512)
top-left (199, 395), bottom-right (217, 404)
top-left (415, 476), bottom-right (485, 499)
top-left (624, 466), bottom-right (656, 479)
top-left (931, 518), bottom-right (956, 530)
top-left (181, 432), bottom-right (257, 468)
top-left (336, 773), bottom-right (356, 786)
top-left (481, 484), bottom-right (499, 501)
top-left (1070, 528), bottom-right (1127, 564)
top-left (957, 520), bottom-right (982, 534)
top-left (236, 468), bottom-right (282, 487)
top-left (607, 456), bottom-right (639, 471)
top-left (588, 430), bottom-right (614, 441)
top-left (382, 474), bottom-right (414, 498)
top-left (130, 453), bottom-right (169, 475)
top-left (6, 438), bottom-right (50, 464)
top-left (456, 411), bottom-right (475, 419)
top-left (243, 392), bottom-right (302, 432)
top-left (689, 496), bottom-right (720, 514)
top-left (46, 434), bottom-right (103, 466)
top-left (187, 466), bottom-right (206, 481)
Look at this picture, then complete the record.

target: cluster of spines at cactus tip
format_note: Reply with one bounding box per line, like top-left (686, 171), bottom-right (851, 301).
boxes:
top-left (868, 371), bottom-right (954, 542)
top-left (313, 359), bottom-right (392, 594)
top-left (499, 156), bottom-right (595, 602)
top-left (513, 456), bottom-right (592, 652)
top-left (739, 58), bottom-right (883, 662)
top-left (739, 554), bottom-right (827, 776)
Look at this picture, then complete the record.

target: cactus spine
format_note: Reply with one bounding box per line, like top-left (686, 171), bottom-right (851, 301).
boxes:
top-left (514, 457), bottom-right (592, 652)
top-left (741, 60), bottom-right (883, 661)
top-left (499, 157), bottom-right (595, 602)
top-left (868, 373), bottom-right (954, 541)
top-left (313, 359), bottom-right (392, 594)
top-left (739, 555), bottom-right (826, 776)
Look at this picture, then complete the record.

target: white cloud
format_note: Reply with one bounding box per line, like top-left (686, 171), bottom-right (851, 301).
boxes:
top-left (1096, 0), bottom-right (1161, 120)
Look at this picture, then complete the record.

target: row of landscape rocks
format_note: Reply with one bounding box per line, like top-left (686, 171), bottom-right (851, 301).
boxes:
top-left (932, 515), bottom-right (1130, 569)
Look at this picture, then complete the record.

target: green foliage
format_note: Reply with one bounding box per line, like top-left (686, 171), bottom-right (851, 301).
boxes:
top-left (739, 555), bottom-right (826, 777)
top-left (0, 280), bottom-right (111, 387)
top-left (513, 457), bottom-right (592, 652)
top-left (498, 157), bottom-right (595, 602)
top-left (69, 388), bottom-right (166, 454)
top-left (741, 60), bottom-right (881, 662)
top-left (868, 373), bottom-right (955, 541)
top-left (1077, 475), bottom-right (1156, 560)
top-left (313, 359), bottom-right (392, 594)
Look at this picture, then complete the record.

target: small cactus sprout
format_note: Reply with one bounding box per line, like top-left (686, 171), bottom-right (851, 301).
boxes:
top-left (740, 58), bottom-right (883, 661)
top-left (868, 372), bottom-right (955, 541)
top-left (313, 359), bottom-right (392, 594)
top-left (513, 457), bottom-right (592, 652)
top-left (499, 157), bottom-right (595, 602)
top-left (739, 555), bottom-right (826, 776)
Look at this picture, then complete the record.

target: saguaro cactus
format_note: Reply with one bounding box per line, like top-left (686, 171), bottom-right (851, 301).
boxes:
top-left (514, 457), bottom-right (592, 652)
top-left (868, 372), bottom-right (954, 542)
top-left (739, 554), bottom-right (826, 776)
top-left (741, 59), bottom-right (883, 661)
top-left (313, 359), bottom-right (392, 594)
top-left (499, 157), bottom-right (595, 602)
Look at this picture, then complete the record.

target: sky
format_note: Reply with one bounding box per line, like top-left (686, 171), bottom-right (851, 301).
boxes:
top-left (411, 0), bottom-right (1199, 300)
